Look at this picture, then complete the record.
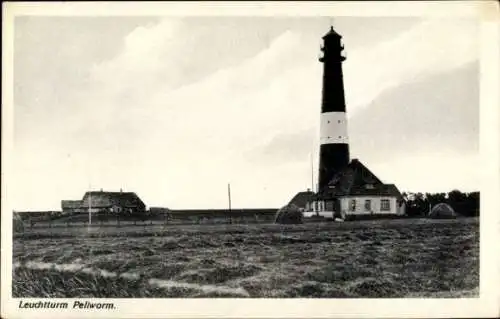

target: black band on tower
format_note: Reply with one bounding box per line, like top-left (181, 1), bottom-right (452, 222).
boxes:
top-left (318, 144), bottom-right (350, 191)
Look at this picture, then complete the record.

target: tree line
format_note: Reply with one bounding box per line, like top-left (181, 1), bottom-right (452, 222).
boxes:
top-left (402, 190), bottom-right (479, 217)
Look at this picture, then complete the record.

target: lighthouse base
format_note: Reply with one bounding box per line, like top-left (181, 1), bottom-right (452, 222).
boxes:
top-left (318, 143), bottom-right (350, 192)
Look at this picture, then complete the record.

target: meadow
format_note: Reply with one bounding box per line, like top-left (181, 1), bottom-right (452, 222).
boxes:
top-left (12, 218), bottom-right (479, 298)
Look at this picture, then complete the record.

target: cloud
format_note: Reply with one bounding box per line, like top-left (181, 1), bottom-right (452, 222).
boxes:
top-left (343, 18), bottom-right (478, 115)
top-left (349, 61), bottom-right (479, 162)
top-left (74, 24), bottom-right (319, 155)
top-left (345, 61), bottom-right (479, 194)
top-left (89, 19), bottom-right (183, 93)
top-left (13, 21), bottom-right (321, 210)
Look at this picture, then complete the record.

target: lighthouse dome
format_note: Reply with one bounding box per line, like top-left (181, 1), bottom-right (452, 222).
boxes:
top-left (322, 26), bottom-right (342, 39)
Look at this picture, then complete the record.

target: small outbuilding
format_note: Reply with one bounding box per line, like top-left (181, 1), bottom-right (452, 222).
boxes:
top-left (61, 200), bottom-right (84, 214)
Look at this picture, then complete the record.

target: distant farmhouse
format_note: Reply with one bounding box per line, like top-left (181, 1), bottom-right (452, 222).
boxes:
top-left (61, 191), bottom-right (276, 224)
top-left (62, 190), bottom-right (146, 215)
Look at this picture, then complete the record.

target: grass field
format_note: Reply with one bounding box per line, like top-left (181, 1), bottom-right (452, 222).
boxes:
top-left (12, 218), bottom-right (479, 298)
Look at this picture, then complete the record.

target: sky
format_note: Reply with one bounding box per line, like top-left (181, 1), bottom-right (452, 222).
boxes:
top-left (12, 16), bottom-right (479, 211)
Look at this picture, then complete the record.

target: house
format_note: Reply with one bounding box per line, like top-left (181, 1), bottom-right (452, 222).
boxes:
top-left (80, 190), bottom-right (146, 214)
top-left (313, 159), bottom-right (406, 218)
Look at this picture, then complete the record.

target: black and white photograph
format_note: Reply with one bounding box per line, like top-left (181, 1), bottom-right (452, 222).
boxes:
top-left (2, 1), bottom-right (499, 318)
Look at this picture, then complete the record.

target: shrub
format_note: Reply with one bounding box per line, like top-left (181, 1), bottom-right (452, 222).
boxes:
top-left (274, 204), bottom-right (303, 224)
top-left (13, 213), bottom-right (24, 233)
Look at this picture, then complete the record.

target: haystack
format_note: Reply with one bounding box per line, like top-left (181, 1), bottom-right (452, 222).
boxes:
top-left (275, 204), bottom-right (303, 224)
top-left (428, 203), bottom-right (456, 219)
top-left (13, 213), bottom-right (24, 232)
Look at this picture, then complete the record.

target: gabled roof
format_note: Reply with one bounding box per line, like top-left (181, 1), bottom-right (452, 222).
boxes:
top-left (81, 191), bottom-right (145, 209)
top-left (288, 191), bottom-right (315, 208)
top-left (319, 159), bottom-right (403, 199)
top-left (328, 158), bottom-right (383, 187)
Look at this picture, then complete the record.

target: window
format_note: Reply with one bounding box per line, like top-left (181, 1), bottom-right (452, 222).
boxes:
top-left (365, 184), bottom-right (374, 189)
top-left (349, 199), bottom-right (356, 211)
top-left (326, 201), bottom-right (333, 211)
top-left (364, 199), bottom-right (371, 211)
top-left (381, 199), bottom-right (391, 211)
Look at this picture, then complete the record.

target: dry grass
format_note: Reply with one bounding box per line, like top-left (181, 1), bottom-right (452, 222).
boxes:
top-left (13, 218), bottom-right (479, 298)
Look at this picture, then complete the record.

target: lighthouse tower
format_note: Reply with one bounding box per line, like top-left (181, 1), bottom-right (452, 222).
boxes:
top-left (295, 26), bottom-right (405, 218)
top-left (317, 26), bottom-right (350, 193)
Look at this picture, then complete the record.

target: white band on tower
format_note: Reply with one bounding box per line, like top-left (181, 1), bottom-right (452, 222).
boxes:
top-left (320, 112), bottom-right (348, 145)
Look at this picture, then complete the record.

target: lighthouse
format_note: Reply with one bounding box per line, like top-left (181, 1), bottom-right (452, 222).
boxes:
top-left (317, 26), bottom-right (350, 193)
top-left (294, 26), bottom-right (406, 219)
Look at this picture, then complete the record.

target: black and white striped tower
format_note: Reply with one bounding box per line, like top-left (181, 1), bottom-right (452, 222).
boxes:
top-left (317, 26), bottom-right (350, 193)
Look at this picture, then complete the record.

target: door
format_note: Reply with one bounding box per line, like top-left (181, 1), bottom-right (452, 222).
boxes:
top-left (325, 200), bottom-right (334, 211)
top-left (334, 199), bottom-right (341, 218)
